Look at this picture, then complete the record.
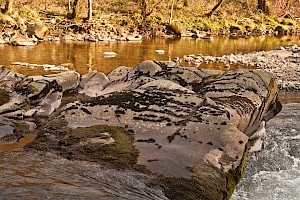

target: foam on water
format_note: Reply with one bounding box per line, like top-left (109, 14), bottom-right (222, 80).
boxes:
top-left (232, 103), bottom-right (300, 200)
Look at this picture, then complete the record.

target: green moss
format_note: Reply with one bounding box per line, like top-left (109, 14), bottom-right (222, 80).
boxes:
top-left (153, 143), bottom-right (251, 200)
top-left (0, 89), bottom-right (10, 106)
top-left (263, 16), bottom-right (281, 29)
top-left (153, 164), bottom-right (228, 200)
top-left (169, 22), bottom-right (182, 35)
top-left (27, 123), bottom-right (145, 171)
top-left (226, 143), bottom-right (250, 199)
top-left (65, 124), bottom-right (140, 169)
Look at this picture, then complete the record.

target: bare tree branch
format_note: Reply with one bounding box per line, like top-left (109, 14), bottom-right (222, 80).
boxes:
top-left (205, 0), bottom-right (225, 17)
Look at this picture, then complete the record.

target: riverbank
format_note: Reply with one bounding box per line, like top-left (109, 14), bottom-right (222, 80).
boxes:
top-left (0, 1), bottom-right (299, 46)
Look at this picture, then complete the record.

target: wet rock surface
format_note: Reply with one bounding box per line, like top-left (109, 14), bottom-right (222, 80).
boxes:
top-left (0, 61), bottom-right (281, 199)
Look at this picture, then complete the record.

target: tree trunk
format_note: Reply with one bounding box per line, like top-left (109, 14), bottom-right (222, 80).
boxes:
top-left (141, 0), bottom-right (148, 20)
top-left (88, 0), bottom-right (93, 20)
top-left (3, 0), bottom-right (13, 13)
top-left (257, 0), bottom-right (271, 15)
top-left (205, 0), bottom-right (225, 17)
top-left (71, 0), bottom-right (79, 19)
top-left (140, 0), bottom-right (164, 20)
top-left (169, 0), bottom-right (175, 25)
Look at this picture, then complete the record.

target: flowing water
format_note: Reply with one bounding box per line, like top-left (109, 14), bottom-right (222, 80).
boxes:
top-left (232, 97), bottom-right (300, 200)
top-left (0, 36), bottom-right (300, 199)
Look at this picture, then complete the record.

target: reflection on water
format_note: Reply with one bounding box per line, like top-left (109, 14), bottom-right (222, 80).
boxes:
top-left (0, 134), bottom-right (36, 153)
top-left (0, 36), bottom-right (299, 75)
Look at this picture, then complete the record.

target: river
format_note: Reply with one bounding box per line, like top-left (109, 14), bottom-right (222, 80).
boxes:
top-left (0, 36), bottom-right (300, 199)
top-left (1, 35), bottom-right (300, 75)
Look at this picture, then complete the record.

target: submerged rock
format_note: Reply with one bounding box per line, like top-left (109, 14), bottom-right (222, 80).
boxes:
top-left (11, 61), bottom-right (281, 199)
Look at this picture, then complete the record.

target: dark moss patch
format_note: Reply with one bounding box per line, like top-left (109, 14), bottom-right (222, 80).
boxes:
top-left (81, 90), bottom-right (193, 119)
top-left (226, 143), bottom-right (250, 199)
top-left (136, 138), bottom-right (156, 143)
top-left (148, 159), bottom-right (159, 162)
top-left (26, 123), bottom-right (145, 171)
top-left (80, 107), bottom-right (92, 115)
top-left (153, 164), bottom-right (230, 200)
top-left (221, 121), bottom-right (227, 125)
top-left (0, 89), bottom-right (10, 106)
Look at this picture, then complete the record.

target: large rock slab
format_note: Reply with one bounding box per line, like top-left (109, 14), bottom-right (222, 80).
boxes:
top-left (0, 66), bottom-right (80, 118)
top-left (24, 61), bottom-right (281, 199)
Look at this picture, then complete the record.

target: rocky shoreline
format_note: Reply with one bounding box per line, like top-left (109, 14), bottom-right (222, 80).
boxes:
top-left (176, 44), bottom-right (300, 91)
top-left (0, 59), bottom-right (281, 199)
top-left (1, 11), bottom-right (299, 46)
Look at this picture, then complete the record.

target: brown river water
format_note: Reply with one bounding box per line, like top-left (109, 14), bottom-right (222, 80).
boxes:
top-left (0, 36), bottom-right (300, 199)
top-left (1, 35), bottom-right (300, 75)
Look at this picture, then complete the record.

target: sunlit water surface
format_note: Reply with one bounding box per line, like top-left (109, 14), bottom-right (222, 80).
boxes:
top-left (0, 35), bottom-right (299, 75)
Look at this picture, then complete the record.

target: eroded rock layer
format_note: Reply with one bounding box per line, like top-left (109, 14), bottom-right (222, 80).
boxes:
top-left (0, 61), bottom-right (281, 199)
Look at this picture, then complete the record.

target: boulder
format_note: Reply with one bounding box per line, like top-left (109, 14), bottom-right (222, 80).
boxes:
top-left (27, 23), bottom-right (49, 40)
top-left (11, 38), bottom-right (35, 46)
top-left (126, 35), bottom-right (142, 41)
top-left (136, 60), bottom-right (162, 76)
top-left (29, 71), bottom-right (80, 92)
top-left (79, 71), bottom-right (110, 97)
top-left (0, 67), bottom-right (80, 118)
top-left (107, 66), bottom-right (133, 81)
top-left (24, 61), bottom-right (281, 199)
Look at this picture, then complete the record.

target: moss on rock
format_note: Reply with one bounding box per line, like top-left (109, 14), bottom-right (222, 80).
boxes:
top-left (61, 124), bottom-right (141, 169)
top-left (226, 142), bottom-right (250, 199)
top-left (26, 123), bottom-right (144, 171)
top-left (152, 143), bottom-right (251, 200)
top-left (0, 89), bottom-right (10, 106)
top-left (153, 164), bottom-right (228, 200)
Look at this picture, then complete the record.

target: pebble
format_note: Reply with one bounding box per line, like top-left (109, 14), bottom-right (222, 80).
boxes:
top-left (103, 52), bottom-right (117, 57)
top-left (155, 50), bottom-right (165, 54)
